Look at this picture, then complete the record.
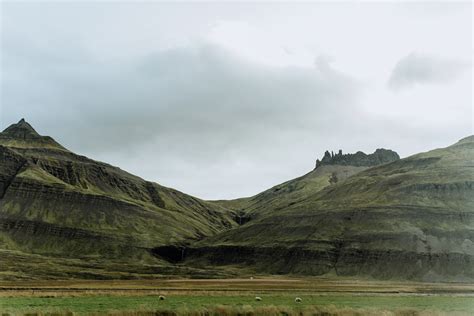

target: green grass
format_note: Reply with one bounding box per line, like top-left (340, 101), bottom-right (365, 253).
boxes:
top-left (1, 294), bottom-right (473, 315)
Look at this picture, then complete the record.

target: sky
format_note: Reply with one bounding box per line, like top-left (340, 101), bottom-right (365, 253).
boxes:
top-left (0, 1), bottom-right (472, 200)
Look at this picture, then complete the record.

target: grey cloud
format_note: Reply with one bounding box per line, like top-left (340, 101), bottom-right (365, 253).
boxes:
top-left (2, 39), bottom-right (363, 198)
top-left (3, 41), bottom-right (358, 156)
top-left (2, 2), bottom-right (471, 199)
top-left (388, 53), bottom-right (468, 91)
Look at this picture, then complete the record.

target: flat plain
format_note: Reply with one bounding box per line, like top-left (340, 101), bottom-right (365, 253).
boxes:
top-left (1, 278), bottom-right (473, 315)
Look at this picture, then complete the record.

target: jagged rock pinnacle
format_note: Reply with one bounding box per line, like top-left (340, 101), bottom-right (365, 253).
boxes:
top-left (315, 148), bottom-right (400, 169)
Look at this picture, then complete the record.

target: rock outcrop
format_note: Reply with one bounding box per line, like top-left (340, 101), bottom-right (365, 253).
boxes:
top-left (315, 148), bottom-right (400, 169)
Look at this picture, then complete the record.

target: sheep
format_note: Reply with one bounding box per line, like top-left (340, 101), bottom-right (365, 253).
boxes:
top-left (295, 297), bottom-right (302, 303)
top-left (159, 295), bottom-right (166, 301)
top-left (255, 296), bottom-right (262, 301)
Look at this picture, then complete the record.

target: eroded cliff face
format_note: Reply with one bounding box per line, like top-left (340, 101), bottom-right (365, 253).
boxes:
top-left (0, 120), bottom-right (237, 272)
top-left (0, 146), bottom-right (27, 198)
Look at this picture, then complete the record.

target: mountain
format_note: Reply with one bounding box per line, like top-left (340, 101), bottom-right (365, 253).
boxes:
top-left (1, 118), bottom-right (472, 282)
top-left (0, 119), bottom-right (237, 280)
top-left (169, 137), bottom-right (474, 282)
top-left (0, 118), bottom-right (67, 150)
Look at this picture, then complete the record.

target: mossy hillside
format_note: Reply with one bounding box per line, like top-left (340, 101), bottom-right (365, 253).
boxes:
top-left (0, 248), bottom-right (239, 280)
top-left (188, 136), bottom-right (474, 280)
top-left (1, 118), bottom-right (473, 281)
top-left (0, 120), bottom-right (237, 274)
top-left (212, 165), bottom-right (370, 220)
top-left (211, 147), bottom-right (400, 220)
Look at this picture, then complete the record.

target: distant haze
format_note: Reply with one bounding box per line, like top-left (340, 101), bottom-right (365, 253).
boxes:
top-left (1, 2), bottom-right (472, 199)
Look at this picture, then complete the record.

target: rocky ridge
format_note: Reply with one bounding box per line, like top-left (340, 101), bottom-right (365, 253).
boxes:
top-left (315, 148), bottom-right (400, 169)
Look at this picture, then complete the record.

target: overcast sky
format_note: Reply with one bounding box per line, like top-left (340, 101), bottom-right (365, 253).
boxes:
top-left (1, 2), bottom-right (472, 199)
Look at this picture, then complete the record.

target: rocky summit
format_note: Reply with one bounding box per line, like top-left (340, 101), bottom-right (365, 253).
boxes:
top-left (0, 119), bottom-right (67, 150)
top-left (0, 119), bottom-right (473, 282)
top-left (315, 148), bottom-right (400, 169)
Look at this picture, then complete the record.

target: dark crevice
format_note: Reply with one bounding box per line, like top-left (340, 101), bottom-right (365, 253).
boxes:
top-left (233, 211), bottom-right (252, 225)
top-left (0, 159), bottom-right (27, 200)
top-left (145, 181), bottom-right (166, 208)
top-left (151, 245), bottom-right (187, 263)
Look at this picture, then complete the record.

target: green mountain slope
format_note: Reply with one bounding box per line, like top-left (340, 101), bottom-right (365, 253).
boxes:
top-left (180, 137), bottom-right (474, 281)
top-left (1, 118), bottom-right (472, 282)
top-left (212, 149), bottom-right (399, 221)
top-left (0, 120), bottom-right (237, 279)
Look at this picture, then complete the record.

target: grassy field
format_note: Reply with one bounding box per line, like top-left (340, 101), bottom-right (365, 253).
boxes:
top-left (1, 278), bottom-right (473, 315)
top-left (2, 294), bottom-right (474, 315)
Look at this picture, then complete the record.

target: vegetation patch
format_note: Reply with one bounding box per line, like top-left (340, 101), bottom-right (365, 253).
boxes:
top-left (1, 294), bottom-right (473, 316)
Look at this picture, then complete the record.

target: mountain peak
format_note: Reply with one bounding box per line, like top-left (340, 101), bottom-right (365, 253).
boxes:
top-left (0, 119), bottom-right (67, 151)
top-left (315, 148), bottom-right (400, 169)
top-left (2, 118), bottom-right (40, 138)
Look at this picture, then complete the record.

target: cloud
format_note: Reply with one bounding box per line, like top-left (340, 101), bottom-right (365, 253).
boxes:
top-left (1, 2), bottom-right (472, 199)
top-left (2, 37), bottom-right (362, 198)
top-left (388, 53), bottom-right (468, 91)
top-left (4, 43), bottom-right (357, 151)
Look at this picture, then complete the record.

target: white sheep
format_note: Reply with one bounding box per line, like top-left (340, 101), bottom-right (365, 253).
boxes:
top-left (159, 295), bottom-right (166, 301)
top-left (255, 296), bottom-right (262, 301)
top-left (295, 297), bottom-right (302, 303)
